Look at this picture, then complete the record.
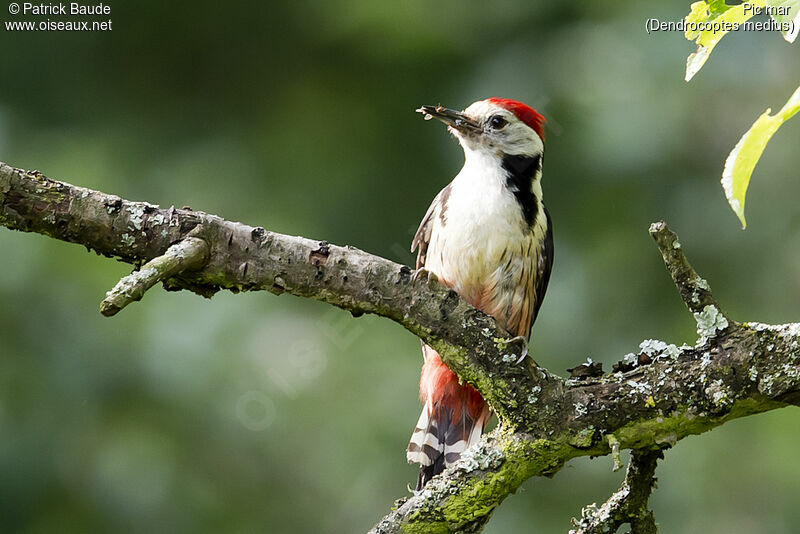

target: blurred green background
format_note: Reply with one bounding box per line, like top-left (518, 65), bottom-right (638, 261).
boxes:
top-left (1, 1), bottom-right (799, 532)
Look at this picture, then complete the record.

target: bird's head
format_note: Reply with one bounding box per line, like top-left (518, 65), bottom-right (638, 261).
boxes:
top-left (417, 98), bottom-right (545, 160)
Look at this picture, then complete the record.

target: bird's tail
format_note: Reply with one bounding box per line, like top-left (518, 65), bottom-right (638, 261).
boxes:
top-left (406, 397), bottom-right (490, 490)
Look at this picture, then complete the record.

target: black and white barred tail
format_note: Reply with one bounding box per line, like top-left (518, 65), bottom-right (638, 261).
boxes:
top-left (406, 400), bottom-right (490, 490)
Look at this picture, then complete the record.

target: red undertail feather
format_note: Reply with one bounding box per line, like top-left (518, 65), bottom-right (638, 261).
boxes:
top-left (407, 347), bottom-right (490, 489)
top-left (419, 352), bottom-right (485, 423)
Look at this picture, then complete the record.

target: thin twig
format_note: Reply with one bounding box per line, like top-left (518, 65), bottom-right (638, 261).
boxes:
top-left (649, 221), bottom-right (726, 318)
top-left (570, 450), bottom-right (661, 534)
top-left (100, 236), bottom-right (209, 316)
top-left (650, 221), bottom-right (734, 343)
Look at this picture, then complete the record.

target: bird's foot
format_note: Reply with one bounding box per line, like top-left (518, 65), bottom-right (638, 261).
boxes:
top-left (504, 335), bottom-right (530, 365)
top-left (411, 267), bottom-right (438, 284)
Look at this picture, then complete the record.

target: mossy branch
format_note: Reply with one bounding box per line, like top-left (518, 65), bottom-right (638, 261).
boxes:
top-left (2, 161), bottom-right (799, 534)
top-left (570, 450), bottom-right (661, 534)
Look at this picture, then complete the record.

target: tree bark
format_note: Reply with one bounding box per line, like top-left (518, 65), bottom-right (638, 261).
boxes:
top-left (2, 161), bottom-right (799, 533)
top-left (570, 450), bottom-right (661, 533)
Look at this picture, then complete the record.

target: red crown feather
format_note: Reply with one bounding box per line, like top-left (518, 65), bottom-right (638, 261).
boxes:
top-left (487, 97), bottom-right (546, 140)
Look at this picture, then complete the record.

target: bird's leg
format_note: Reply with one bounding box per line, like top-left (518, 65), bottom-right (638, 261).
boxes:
top-left (411, 267), bottom-right (438, 284)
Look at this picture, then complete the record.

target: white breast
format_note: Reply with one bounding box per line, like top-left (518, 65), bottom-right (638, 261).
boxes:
top-left (424, 153), bottom-right (544, 315)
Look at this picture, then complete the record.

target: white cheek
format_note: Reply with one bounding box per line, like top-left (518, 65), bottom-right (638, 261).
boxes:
top-left (501, 126), bottom-right (542, 156)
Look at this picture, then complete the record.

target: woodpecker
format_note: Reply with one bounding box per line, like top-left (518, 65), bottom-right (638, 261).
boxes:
top-left (406, 98), bottom-right (553, 489)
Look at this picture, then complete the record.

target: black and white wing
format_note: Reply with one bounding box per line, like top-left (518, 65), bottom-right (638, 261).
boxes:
top-left (411, 184), bottom-right (450, 269)
top-left (531, 207), bottom-right (554, 326)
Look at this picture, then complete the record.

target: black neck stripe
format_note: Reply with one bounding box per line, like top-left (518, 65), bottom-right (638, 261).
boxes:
top-left (501, 153), bottom-right (541, 226)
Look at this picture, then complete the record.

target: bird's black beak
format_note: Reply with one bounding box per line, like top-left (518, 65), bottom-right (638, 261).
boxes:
top-left (416, 105), bottom-right (481, 133)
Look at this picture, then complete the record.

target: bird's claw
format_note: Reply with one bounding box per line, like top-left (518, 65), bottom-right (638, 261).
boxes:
top-left (411, 267), bottom-right (438, 284)
top-left (505, 335), bottom-right (529, 365)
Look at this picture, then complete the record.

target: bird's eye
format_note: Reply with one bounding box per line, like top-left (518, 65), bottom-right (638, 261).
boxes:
top-left (488, 115), bottom-right (508, 130)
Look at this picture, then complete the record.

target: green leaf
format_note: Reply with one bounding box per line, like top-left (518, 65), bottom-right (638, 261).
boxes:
top-left (722, 85), bottom-right (800, 228)
top-left (684, 0), bottom-right (764, 81)
top-left (766, 0), bottom-right (800, 43)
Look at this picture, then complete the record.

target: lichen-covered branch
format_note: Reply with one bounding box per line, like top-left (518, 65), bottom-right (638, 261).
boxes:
top-left (100, 235), bottom-right (209, 316)
top-left (2, 161), bottom-right (799, 534)
top-left (649, 221), bottom-right (722, 318)
top-left (370, 224), bottom-right (799, 533)
top-left (371, 312), bottom-right (799, 533)
top-left (570, 450), bottom-right (661, 534)
top-left (0, 161), bottom-right (549, 426)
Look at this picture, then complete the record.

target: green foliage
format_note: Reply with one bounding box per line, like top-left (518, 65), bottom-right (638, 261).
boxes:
top-left (770, 0), bottom-right (800, 41)
top-left (684, 0), bottom-right (800, 227)
top-left (722, 86), bottom-right (800, 228)
top-left (684, 0), bottom-right (763, 82)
